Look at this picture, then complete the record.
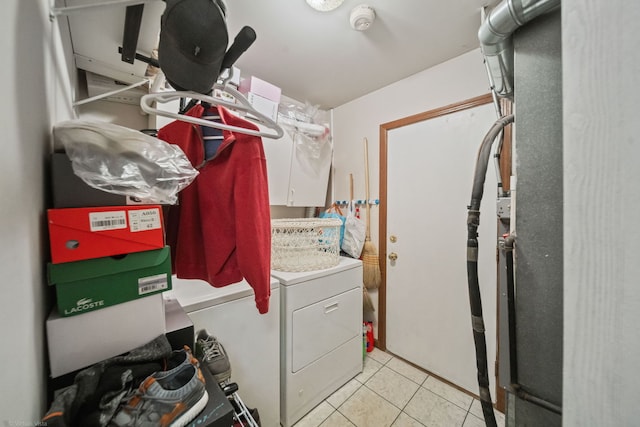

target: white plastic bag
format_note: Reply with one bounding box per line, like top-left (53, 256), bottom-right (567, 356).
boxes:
top-left (278, 101), bottom-right (332, 174)
top-left (341, 203), bottom-right (366, 258)
top-left (54, 120), bottom-right (199, 205)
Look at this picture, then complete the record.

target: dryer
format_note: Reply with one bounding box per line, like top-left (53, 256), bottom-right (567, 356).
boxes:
top-left (272, 257), bottom-right (363, 427)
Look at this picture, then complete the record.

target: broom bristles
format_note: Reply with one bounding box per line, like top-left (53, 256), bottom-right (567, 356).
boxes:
top-left (362, 240), bottom-right (381, 290)
top-left (363, 287), bottom-right (375, 312)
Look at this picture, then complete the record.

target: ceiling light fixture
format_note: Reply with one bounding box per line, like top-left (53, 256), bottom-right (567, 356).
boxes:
top-left (350, 4), bottom-right (376, 31)
top-left (305, 0), bottom-right (345, 12)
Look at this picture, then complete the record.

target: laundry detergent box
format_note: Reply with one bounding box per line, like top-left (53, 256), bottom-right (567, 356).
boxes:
top-left (47, 205), bottom-right (165, 264)
top-left (48, 246), bottom-right (172, 317)
top-left (247, 91), bottom-right (279, 122)
top-left (239, 75), bottom-right (281, 103)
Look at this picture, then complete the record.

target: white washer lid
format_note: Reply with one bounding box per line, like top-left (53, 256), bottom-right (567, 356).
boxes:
top-left (270, 256), bottom-right (362, 286)
top-left (164, 276), bottom-right (279, 313)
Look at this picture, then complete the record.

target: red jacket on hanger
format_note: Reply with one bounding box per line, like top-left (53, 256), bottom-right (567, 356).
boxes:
top-left (158, 104), bottom-right (271, 314)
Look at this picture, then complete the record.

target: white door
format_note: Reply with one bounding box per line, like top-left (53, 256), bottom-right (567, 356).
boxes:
top-left (384, 99), bottom-right (498, 397)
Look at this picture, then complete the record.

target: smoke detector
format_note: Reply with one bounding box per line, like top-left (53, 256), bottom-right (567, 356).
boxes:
top-left (350, 4), bottom-right (376, 31)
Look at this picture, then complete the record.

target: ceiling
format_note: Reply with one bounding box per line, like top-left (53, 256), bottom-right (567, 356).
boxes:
top-left (223, 0), bottom-right (496, 109)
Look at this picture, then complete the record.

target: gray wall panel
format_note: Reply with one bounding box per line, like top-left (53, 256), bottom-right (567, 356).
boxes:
top-left (513, 9), bottom-right (563, 410)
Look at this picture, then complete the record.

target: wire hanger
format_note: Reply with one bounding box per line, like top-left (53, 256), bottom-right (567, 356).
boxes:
top-left (141, 24), bottom-right (284, 140)
top-left (140, 80), bottom-right (284, 139)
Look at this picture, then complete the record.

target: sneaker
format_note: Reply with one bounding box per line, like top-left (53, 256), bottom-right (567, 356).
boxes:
top-left (110, 359), bottom-right (208, 427)
top-left (162, 345), bottom-right (199, 373)
top-left (195, 329), bottom-right (232, 383)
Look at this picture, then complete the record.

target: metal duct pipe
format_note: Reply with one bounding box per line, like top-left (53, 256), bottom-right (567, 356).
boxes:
top-left (478, 0), bottom-right (560, 98)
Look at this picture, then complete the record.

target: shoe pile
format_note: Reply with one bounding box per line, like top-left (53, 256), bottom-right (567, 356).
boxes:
top-left (194, 333), bottom-right (261, 427)
top-left (195, 329), bottom-right (232, 384)
top-left (110, 346), bottom-right (208, 427)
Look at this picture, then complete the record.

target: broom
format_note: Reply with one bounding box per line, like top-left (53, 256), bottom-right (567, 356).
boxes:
top-left (362, 137), bottom-right (381, 290)
top-left (351, 172), bottom-right (376, 311)
top-left (363, 286), bottom-right (375, 313)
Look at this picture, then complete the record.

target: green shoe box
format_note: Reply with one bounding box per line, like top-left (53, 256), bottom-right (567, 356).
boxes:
top-left (48, 246), bottom-right (172, 317)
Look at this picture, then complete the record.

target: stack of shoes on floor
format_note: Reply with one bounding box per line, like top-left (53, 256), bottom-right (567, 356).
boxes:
top-left (110, 346), bottom-right (208, 426)
top-left (41, 336), bottom-right (210, 427)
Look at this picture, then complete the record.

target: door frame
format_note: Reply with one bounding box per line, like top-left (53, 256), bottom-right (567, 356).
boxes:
top-left (377, 93), bottom-right (507, 410)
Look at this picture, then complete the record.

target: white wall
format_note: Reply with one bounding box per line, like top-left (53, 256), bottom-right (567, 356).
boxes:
top-left (0, 0), bottom-right (75, 422)
top-left (331, 48), bottom-right (490, 321)
top-left (562, 1), bottom-right (640, 425)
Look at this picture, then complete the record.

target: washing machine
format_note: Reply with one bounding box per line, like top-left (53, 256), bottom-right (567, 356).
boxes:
top-left (164, 276), bottom-right (280, 427)
top-left (272, 257), bottom-right (363, 427)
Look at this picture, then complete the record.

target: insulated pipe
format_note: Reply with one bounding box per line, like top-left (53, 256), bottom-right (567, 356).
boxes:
top-left (493, 140), bottom-right (504, 197)
top-left (466, 114), bottom-right (514, 427)
top-left (478, 0), bottom-right (560, 98)
top-left (469, 115), bottom-right (515, 212)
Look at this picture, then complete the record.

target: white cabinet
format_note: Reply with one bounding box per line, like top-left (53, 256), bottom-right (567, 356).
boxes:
top-left (165, 278), bottom-right (281, 427)
top-left (272, 257), bottom-right (363, 427)
top-left (263, 129), bottom-right (332, 207)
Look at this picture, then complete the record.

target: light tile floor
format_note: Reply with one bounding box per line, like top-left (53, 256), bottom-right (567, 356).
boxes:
top-left (293, 347), bottom-right (505, 427)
